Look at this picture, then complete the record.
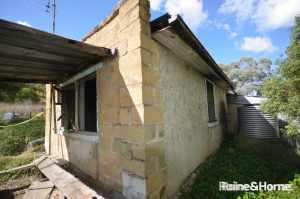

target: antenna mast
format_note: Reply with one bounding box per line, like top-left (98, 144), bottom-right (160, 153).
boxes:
top-left (52, 0), bottom-right (56, 34)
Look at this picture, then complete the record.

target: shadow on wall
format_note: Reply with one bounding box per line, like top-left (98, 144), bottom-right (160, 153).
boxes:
top-left (49, 53), bottom-right (148, 196)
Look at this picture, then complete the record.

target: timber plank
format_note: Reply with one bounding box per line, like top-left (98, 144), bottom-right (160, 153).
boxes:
top-left (0, 32), bottom-right (100, 60)
top-left (23, 181), bottom-right (54, 199)
top-left (0, 43), bottom-right (84, 65)
top-left (0, 19), bottom-right (112, 57)
top-left (0, 65), bottom-right (69, 76)
top-left (37, 158), bottom-right (104, 199)
top-left (0, 57), bottom-right (76, 72)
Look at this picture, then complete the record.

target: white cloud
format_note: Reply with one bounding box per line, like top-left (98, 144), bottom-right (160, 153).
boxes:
top-left (209, 20), bottom-right (237, 38)
top-left (219, 0), bottom-right (257, 22)
top-left (164, 0), bottom-right (207, 29)
top-left (16, 21), bottom-right (32, 27)
top-left (241, 36), bottom-right (276, 53)
top-left (223, 23), bottom-right (230, 31)
top-left (149, 0), bottom-right (208, 29)
top-left (253, 0), bottom-right (300, 31)
top-left (219, 0), bottom-right (300, 31)
top-left (230, 32), bottom-right (238, 38)
top-left (150, 0), bottom-right (164, 10)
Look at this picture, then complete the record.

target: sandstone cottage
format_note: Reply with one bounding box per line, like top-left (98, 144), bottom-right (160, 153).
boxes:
top-left (44, 0), bottom-right (234, 198)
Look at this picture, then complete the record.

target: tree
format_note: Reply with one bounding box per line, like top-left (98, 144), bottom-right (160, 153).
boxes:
top-left (261, 17), bottom-right (300, 137)
top-left (220, 57), bottom-right (273, 96)
top-left (0, 82), bottom-right (44, 103)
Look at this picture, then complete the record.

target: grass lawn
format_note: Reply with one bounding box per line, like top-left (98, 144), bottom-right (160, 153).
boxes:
top-left (0, 145), bottom-right (44, 182)
top-left (0, 114), bottom-right (45, 182)
top-left (0, 114), bottom-right (44, 156)
top-left (180, 136), bottom-right (300, 199)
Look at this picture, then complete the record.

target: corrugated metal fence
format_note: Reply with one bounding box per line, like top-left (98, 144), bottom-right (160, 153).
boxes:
top-left (228, 95), bottom-right (279, 139)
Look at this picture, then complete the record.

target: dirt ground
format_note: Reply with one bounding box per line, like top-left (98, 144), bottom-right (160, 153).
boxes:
top-left (0, 173), bottom-right (45, 199)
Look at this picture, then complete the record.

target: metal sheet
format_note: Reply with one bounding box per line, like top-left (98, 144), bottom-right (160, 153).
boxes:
top-left (239, 105), bottom-right (279, 139)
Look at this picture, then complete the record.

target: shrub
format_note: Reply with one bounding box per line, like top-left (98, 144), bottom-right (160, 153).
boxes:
top-left (180, 137), bottom-right (300, 199)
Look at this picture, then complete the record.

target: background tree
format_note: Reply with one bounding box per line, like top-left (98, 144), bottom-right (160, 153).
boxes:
top-left (261, 17), bottom-right (300, 137)
top-left (220, 57), bottom-right (273, 96)
top-left (0, 82), bottom-right (44, 103)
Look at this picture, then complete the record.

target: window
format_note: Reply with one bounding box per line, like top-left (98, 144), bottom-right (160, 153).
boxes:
top-left (61, 85), bottom-right (76, 131)
top-left (61, 74), bottom-right (97, 133)
top-left (206, 80), bottom-right (217, 123)
top-left (79, 76), bottom-right (97, 132)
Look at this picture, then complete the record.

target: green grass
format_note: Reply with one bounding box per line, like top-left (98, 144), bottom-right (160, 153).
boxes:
top-left (0, 145), bottom-right (44, 182)
top-left (180, 136), bottom-right (300, 199)
top-left (0, 114), bottom-right (44, 156)
top-left (0, 145), bottom-right (43, 171)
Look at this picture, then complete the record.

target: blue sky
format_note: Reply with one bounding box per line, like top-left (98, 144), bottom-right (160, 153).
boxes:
top-left (1, 0), bottom-right (299, 64)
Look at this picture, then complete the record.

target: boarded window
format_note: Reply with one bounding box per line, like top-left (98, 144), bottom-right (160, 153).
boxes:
top-left (206, 81), bottom-right (217, 122)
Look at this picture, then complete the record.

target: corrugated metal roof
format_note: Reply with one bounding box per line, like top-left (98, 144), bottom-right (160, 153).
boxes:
top-left (0, 19), bottom-right (112, 83)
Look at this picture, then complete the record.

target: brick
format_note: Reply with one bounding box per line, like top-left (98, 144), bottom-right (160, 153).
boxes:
top-left (119, 0), bottom-right (149, 18)
top-left (100, 135), bottom-right (113, 152)
top-left (119, 141), bottom-right (133, 160)
top-left (144, 106), bottom-right (163, 125)
top-left (122, 158), bottom-right (146, 178)
top-left (144, 126), bottom-right (156, 141)
top-left (101, 108), bottom-right (119, 125)
top-left (147, 169), bottom-right (167, 195)
top-left (119, 50), bottom-right (143, 85)
top-left (111, 86), bottom-right (120, 107)
top-left (143, 85), bottom-right (154, 105)
top-left (132, 144), bottom-right (146, 161)
top-left (118, 39), bottom-right (128, 56)
top-left (131, 105), bottom-right (144, 125)
top-left (142, 65), bottom-right (160, 85)
top-left (146, 140), bottom-right (166, 174)
top-left (119, 108), bottom-right (131, 125)
top-left (118, 126), bottom-right (145, 143)
top-left (157, 127), bottom-right (165, 138)
top-left (141, 47), bottom-right (153, 67)
top-left (120, 84), bottom-right (143, 107)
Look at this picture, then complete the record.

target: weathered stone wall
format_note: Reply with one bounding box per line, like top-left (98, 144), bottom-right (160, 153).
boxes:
top-left (45, 0), bottom-right (166, 198)
top-left (156, 44), bottom-right (228, 196)
top-left (83, 0), bottom-right (167, 198)
top-left (45, 84), bottom-right (100, 179)
top-left (45, 0), bottom-right (228, 198)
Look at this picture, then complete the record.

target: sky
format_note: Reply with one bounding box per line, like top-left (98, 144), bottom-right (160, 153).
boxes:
top-left (1, 0), bottom-right (300, 65)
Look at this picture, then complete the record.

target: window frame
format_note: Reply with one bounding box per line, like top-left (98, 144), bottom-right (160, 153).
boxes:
top-left (205, 79), bottom-right (219, 127)
top-left (59, 73), bottom-right (98, 135)
top-left (78, 73), bottom-right (97, 133)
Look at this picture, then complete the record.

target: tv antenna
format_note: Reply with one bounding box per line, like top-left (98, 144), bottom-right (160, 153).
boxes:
top-left (46, 0), bottom-right (56, 33)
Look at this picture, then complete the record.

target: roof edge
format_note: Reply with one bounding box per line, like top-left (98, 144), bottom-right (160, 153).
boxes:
top-left (151, 14), bottom-right (235, 92)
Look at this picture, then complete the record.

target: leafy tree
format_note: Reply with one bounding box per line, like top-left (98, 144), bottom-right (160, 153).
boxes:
top-left (220, 57), bottom-right (273, 96)
top-left (261, 17), bottom-right (300, 137)
top-left (0, 82), bottom-right (44, 103)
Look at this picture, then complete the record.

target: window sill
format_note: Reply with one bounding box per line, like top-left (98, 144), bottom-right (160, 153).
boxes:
top-left (208, 121), bottom-right (219, 128)
top-left (63, 132), bottom-right (99, 143)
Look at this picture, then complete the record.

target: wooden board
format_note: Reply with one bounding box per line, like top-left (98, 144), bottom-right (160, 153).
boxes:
top-left (23, 181), bottom-right (54, 199)
top-left (37, 158), bottom-right (104, 199)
